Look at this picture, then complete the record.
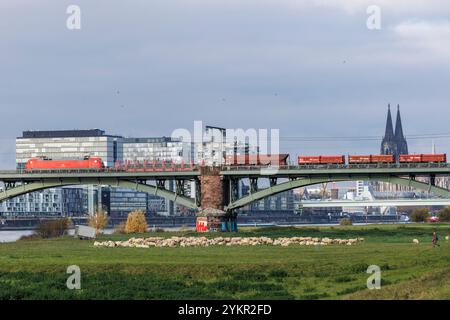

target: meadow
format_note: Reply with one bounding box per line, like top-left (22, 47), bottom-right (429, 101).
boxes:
top-left (0, 223), bottom-right (449, 300)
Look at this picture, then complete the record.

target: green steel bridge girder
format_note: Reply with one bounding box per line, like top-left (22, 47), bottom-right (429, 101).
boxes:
top-left (225, 175), bottom-right (450, 211)
top-left (0, 178), bottom-right (198, 210)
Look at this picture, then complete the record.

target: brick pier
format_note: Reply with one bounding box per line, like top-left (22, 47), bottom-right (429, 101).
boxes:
top-left (196, 167), bottom-right (236, 232)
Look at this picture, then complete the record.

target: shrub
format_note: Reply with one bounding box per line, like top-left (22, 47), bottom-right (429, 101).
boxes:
top-left (88, 210), bottom-right (109, 235)
top-left (438, 207), bottom-right (450, 222)
top-left (339, 218), bottom-right (353, 226)
top-left (125, 210), bottom-right (148, 233)
top-left (113, 221), bottom-right (127, 234)
top-left (19, 234), bottom-right (41, 241)
top-left (410, 208), bottom-right (430, 222)
top-left (35, 218), bottom-right (71, 239)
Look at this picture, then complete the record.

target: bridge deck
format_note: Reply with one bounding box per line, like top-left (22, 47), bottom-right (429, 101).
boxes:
top-left (0, 163), bottom-right (449, 182)
top-left (220, 163), bottom-right (450, 177)
top-left (0, 170), bottom-right (199, 181)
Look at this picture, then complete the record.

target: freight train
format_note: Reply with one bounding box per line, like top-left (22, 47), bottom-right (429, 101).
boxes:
top-left (23, 152), bottom-right (447, 172)
top-left (298, 154), bottom-right (446, 165)
top-left (24, 157), bottom-right (195, 172)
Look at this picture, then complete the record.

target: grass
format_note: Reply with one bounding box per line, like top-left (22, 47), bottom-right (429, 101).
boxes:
top-left (0, 223), bottom-right (450, 300)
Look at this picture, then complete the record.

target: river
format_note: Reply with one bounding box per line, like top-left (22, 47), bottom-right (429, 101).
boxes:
top-left (0, 230), bottom-right (34, 243)
top-left (0, 228), bottom-right (117, 243)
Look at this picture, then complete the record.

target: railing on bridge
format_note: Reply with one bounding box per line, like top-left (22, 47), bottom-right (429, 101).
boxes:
top-left (0, 161), bottom-right (449, 175)
top-left (221, 162), bottom-right (450, 171)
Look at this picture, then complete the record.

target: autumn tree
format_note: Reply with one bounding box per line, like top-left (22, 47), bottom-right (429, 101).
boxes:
top-left (89, 209), bottom-right (109, 235)
top-left (125, 210), bottom-right (148, 233)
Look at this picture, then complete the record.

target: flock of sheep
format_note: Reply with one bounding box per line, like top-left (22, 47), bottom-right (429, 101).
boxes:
top-left (93, 236), bottom-right (365, 248)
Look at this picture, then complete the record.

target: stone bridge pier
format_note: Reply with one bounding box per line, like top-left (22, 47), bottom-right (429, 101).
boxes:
top-left (197, 167), bottom-right (237, 232)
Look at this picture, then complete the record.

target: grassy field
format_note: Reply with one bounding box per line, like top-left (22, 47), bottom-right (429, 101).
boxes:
top-left (1, 223), bottom-right (449, 300)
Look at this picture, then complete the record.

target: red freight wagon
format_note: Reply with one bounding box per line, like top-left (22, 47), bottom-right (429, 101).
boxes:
top-left (399, 154), bottom-right (423, 163)
top-left (258, 154), bottom-right (289, 166)
top-left (371, 155), bottom-right (395, 163)
top-left (348, 155), bottom-right (372, 164)
top-left (298, 155), bottom-right (345, 165)
top-left (320, 156), bottom-right (345, 164)
top-left (226, 154), bottom-right (288, 166)
top-left (25, 157), bottom-right (104, 171)
top-left (349, 155), bottom-right (394, 164)
top-left (420, 154), bottom-right (447, 163)
top-left (298, 156), bottom-right (321, 164)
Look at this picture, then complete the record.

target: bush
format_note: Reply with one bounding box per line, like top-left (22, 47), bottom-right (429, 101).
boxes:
top-left (35, 218), bottom-right (71, 239)
top-left (125, 210), bottom-right (148, 233)
top-left (19, 234), bottom-right (42, 241)
top-left (410, 208), bottom-right (430, 222)
top-left (88, 210), bottom-right (109, 235)
top-left (113, 221), bottom-right (127, 234)
top-left (339, 218), bottom-right (353, 226)
top-left (438, 207), bottom-right (450, 222)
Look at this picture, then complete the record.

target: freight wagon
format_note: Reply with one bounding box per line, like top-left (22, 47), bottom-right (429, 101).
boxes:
top-left (348, 155), bottom-right (394, 164)
top-left (399, 154), bottom-right (447, 163)
top-left (298, 155), bottom-right (345, 165)
top-left (225, 154), bottom-right (289, 166)
top-left (114, 160), bottom-right (195, 172)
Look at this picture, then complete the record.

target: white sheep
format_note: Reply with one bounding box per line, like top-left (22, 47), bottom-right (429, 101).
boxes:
top-left (412, 239), bottom-right (419, 244)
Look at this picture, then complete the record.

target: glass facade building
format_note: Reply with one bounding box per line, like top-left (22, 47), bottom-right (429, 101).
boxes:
top-left (3, 130), bottom-right (197, 217)
top-left (16, 129), bottom-right (122, 169)
top-left (1, 130), bottom-right (123, 217)
top-left (122, 137), bottom-right (194, 163)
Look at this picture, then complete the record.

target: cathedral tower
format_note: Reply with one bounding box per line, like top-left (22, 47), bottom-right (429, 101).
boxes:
top-left (380, 104), bottom-right (408, 161)
top-left (380, 104), bottom-right (397, 156)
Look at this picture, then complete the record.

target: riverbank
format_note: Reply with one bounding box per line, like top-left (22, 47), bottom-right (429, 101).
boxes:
top-left (0, 213), bottom-right (403, 231)
top-left (1, 223), bottom-right (449, 299)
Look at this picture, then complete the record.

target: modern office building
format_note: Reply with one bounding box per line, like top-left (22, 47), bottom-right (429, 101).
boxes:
top-left (250, 190), bottom-right (294, 211)
top-left (0, 187), bottom-right (88, 216)
top-left (3, 130), bottom-right (200, 217)
top-left (122, 137), bottom-right (194, 164)
top-left (2, 130), bottom-right (124, 217)
top-left (122, 136), bottom-right (196, 215)
top-left (16, 129), bottom-right (123, 169)
top-left (239, 183), bottom-right (294, 212)
top-left (197, 126), bottom-right (258, 166)
top-left (99, 187), bottom-right (148, 217)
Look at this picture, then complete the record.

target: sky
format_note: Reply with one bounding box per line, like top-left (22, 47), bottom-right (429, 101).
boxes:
top-left (0, 0), bottom-right (449, 168)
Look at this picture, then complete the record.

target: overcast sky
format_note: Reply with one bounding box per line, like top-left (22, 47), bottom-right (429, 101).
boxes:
top-left (0, 0), bottom-right (449, 168)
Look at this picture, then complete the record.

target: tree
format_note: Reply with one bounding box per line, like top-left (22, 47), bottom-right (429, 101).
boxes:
top-left (438, 207), bottom-right (450, 222)
top-left (35, 218), bottom-right (71, 238)
top-left (125, 210), bottom-right (148, 233)
top-left (89, 210), bottom-right (109, 235)
top-left (339, 218), bottom-right (353, 226)
top-left (410, 208), bottom-right (430, 223)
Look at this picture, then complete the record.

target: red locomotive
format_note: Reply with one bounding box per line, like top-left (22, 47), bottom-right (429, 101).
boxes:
top-left (298, 155), bottom-right (345, 165)
top-left (399, 154), bottom-right (446, 163)
top-left (25, 157), bottom-right (104, 171)
top-left (348, 154), bottom-right (394, 164)
top-left (225, 154), bottom-right (289, 166)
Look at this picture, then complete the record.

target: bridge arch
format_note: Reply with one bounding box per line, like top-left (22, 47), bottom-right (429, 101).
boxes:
top-left (225, 175), bottom-right (450, 210)
top-left (0, 178), bottom-right (198, 210)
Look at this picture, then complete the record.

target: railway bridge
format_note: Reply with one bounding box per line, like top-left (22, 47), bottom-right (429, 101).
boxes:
top-left (1, 164), bottom-right (450, 218)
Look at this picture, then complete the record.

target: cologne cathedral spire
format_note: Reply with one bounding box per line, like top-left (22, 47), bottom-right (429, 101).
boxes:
top-left (394, 104), bottom-right (408, 155)
top-left (380, 104), bottom-right (396, 156)
top-left (380, 104), bottom-right (408, 161)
